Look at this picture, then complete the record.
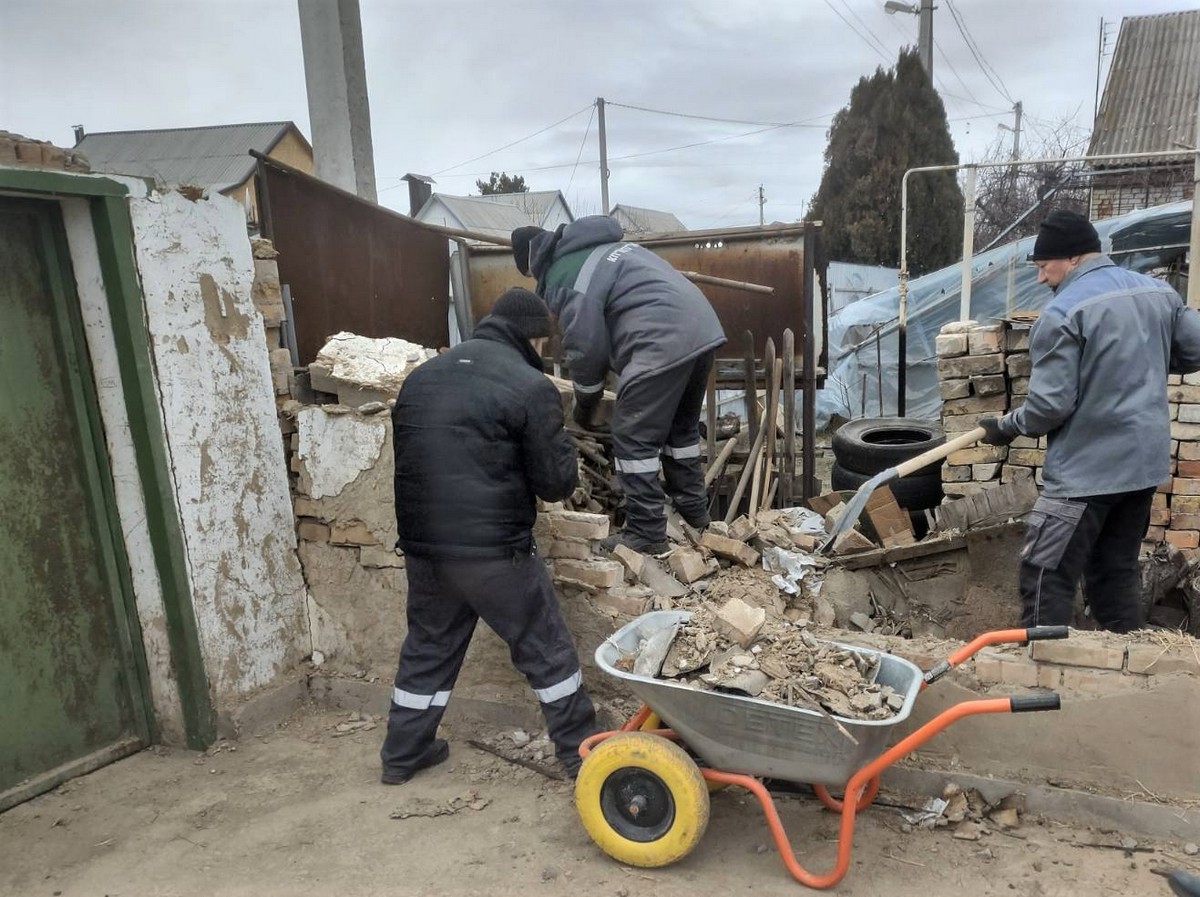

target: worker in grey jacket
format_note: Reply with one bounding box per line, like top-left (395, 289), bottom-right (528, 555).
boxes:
top-left (512, 217), bottom-right (727, 553)
top-left (980, 209), bottom-right (1200, 632)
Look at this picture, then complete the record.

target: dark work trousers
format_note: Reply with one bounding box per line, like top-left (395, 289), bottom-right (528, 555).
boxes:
top-left (381, 550), bottom-right (597, 777)
top-left (1017, 488), bottom-right (1155, 633)
top-left (611, 351), bottom-right (714, 543)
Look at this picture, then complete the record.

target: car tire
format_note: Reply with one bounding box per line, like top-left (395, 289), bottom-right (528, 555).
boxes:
top-left (830, 461), bottom-right (944, 511)
top-left (832, 417), bottom-right (946, 478)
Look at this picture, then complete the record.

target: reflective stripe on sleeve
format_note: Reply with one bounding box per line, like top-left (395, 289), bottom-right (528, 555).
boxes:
top-left (533, 670), bottom-right (582, 704)
top-left (574, 380), bottom-right (605, 395)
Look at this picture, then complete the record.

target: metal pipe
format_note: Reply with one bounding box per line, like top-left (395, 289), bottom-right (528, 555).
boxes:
top-left (959, 166), bottom-right (977, 321)
top-left (680, 271), bottom-right (774, 294)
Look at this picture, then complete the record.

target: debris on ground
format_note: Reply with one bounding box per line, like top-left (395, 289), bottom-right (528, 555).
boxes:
top-left (388, 790), bottom-right (492, 819)
top-left (330, 710), bottom-right (378, 737)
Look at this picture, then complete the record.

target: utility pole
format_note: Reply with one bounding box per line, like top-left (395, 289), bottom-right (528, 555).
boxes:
top-left (1011, 101), bottom-right (1022, 160)
top-left (918, 0), bottom-right (933, 81)
top-left (758, 184), bottom-right (766, 226)
top-left (596, 97), bottom-right (610, 215)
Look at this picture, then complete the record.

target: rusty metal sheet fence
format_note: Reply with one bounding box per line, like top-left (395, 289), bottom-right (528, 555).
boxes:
top-left (256, 155), bottom-right (450, 364)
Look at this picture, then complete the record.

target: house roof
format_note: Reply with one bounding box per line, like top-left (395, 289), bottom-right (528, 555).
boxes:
top-left (1088, 10), bottom-right (1200, 165)
top-left (610, 204), bottom-right (686, 235)
top-left (75, 121), bottom-right (308, 192)
top-left (419, 190), bottom-right (570, 238)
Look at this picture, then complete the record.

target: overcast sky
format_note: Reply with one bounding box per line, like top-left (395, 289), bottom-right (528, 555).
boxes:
top-left (2, 0), bottom-right (1197, 229)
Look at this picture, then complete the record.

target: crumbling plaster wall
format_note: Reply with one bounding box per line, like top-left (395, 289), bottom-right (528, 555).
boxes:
top-left (293, 407), bottom-right (625, 708)
top-left (126, 185), bottom-right (309, 701)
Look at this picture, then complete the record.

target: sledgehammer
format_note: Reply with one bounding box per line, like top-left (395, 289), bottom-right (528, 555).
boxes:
top-left (818, 426), bottom-right (987, 554)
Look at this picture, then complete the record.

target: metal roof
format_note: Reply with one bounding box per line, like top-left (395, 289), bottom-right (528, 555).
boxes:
top-left (75, 122), bottom-right (305, 191)
top-left (610, 204), bottom-right (687, 235)
top-left (1089, 9), bottom-right (1200, 165)
top-left (420, 191), bottom-right (568, 237)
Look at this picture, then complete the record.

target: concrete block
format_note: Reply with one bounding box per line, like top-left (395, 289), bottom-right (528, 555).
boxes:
top-left (968, 325), bottom-right (1003, 355)
top-left (936, 333), bottom-right (968, 356)
top-left (1185, 372), bottom-right (1200, 386)
top-left (1059, 667), bottom-right (1146, 697)
top-left (553, 559), bottom-right (623, 589)
top-left (297, 520), bottom-right (331, 542)
top-left (970, 374), bottom-right (1008, 396)
top-left (942, 394), bottom-right (1008, 416)
top-left (1169, 386), bottom-right (1200, 405)
top-left (1179, 404), bottom-right (1200, 425)
top-left (972, 462), bottom-right (1002, 481)
top-left (610, 544), bottom-right (645, 581)
top-left (939, 320), bottom-right (978, 334)
top-left (1031, 636), bottom-right (1125, 670)
top-left (1005, 328), bottom-right (1031, 352)
top-left (547, 511), bottom-right (610, 540)
top-left (700, 531), bottom-right (760, 567)
top-left (330, 521), bottom-right (379, 546)
top-left (939, 379), bottom-right (971, 400)
top-left (1126, 643), bottom-right (1200, 676)
top-left (713, 597), bottom-right (766, 648)
top-left (942, 464), bottom-right (971, 482)
top-left (590, 585), bottom-right (653, 617)
top-left (937, 353), bottom-right (1004, 379)
top-left (1171, 422), bottom-right (1200, 442)
top-left (1008, 448), bottom-right (1046, 467)
top-left (948, 445), bottom-right (1008, 465)
top-left (1169, 373), bottom-right (1185, 385)
top-left (546, 538), bottom-right (593, 560)
top-left (668, 548), bottom-right (709, 583)
top-left (1006, 354), bottom-right (1032, 377)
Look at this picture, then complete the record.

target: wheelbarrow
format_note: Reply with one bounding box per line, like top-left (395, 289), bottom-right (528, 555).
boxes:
top-left (575, 610), bottom-right (1066, 890)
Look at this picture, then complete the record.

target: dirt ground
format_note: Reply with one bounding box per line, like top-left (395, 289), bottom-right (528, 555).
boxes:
top-left (2, 706), bottom-right (1192, 897)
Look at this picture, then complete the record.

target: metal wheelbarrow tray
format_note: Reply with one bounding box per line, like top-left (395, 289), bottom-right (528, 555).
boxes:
top-left (576, 609), bottom-right (1068, 889)
top-left (596, 610), bottom-right (922, 785)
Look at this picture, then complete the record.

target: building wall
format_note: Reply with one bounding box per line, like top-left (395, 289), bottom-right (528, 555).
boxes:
top-left (227, 129), bottom-right (314, 227)
top-left (1090, 164), bottom-right (1193, 220)
top-left (125, 184), bottom-right (310, 702)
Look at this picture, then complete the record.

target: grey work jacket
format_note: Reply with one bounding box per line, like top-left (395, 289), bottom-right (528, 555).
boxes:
top-left (1000, 255), bottom-right (1200, 498)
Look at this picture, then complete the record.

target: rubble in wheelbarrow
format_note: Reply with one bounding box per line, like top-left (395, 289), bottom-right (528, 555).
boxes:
top-left (620, 604), bottom-right (906, 721)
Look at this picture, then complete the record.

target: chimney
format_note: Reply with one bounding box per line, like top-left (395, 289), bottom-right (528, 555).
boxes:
top-left (72, 124), bottom-right (85, 145)
top-left (402, 173), bottom-right (435, 217)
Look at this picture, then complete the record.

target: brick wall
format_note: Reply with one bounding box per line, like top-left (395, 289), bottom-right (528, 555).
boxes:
top-left (0, 130), bottom-right (89, 172)
top-left (936, 318), bottom-right (1200, 552)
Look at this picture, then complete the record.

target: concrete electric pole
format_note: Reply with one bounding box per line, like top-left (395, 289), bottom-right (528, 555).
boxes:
top-left (297, 0), bottom-right (377, 201)
top-left (758, 184), bottom-right (766, 226)
top-left (597, 97), bottom-right (610, 215)
top-left (884, 0), bottom-right (933, 80)
top-left (999, 101), bottom-right (1023, 160)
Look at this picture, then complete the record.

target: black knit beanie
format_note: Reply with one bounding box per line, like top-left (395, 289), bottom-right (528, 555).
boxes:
top-left (511, 226), bottom-right (544, 276)
top-left (1030, 210), bottom-right (1101, 260)
top-left (490, 287), bottom-right (552, 339)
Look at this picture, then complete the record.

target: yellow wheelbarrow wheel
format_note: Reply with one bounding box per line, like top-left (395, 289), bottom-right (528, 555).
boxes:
top-left (575, 732), bottom-right (710, 868)
top-left (638, 712), bottom-right (727, 794)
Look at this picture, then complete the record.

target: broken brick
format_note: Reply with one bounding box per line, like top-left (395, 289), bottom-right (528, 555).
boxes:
top-left (546, 511), bottom-right (610, 540)
top-left (553, 559), bottom-right (623, 589)
top-left (700, 531), bottom-right (760, 567)
top-left (713, 597), bottom-right (766, 648)
top-left (667, 548), bottom-right (709, 584)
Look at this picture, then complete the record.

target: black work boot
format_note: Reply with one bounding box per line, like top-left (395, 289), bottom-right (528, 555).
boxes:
top-left (598, 531), bottom-right (669, 556)
top-left (380, 738), bottom-right (450, 785)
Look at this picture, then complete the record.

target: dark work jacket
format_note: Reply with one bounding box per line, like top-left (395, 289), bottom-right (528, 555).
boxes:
top-left (392, 316), bottom-right (579, 558)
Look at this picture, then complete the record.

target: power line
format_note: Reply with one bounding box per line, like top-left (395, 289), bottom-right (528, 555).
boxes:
top-left (945, 0), bottom-right (1013, 104)
top-left (836, 0), bottom-right (893, 59)
top-left (606, 100), bottom-right (832, 129)
top-left (932, 37), bottom-right (981, 106)
top-left (822, 0), bottom-right (891, 63)
top-left (430, 103), bottom-right (593, 176)
top-left (564, 103), bottom-right (596, 197)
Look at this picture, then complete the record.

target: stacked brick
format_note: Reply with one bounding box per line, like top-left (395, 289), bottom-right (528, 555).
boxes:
top-left (935, 318), bottom-right (1200, 553)
top-left (1158, 373), bottom-right (1200, 550)
top-left (0, 130), bottom-right (90, 172)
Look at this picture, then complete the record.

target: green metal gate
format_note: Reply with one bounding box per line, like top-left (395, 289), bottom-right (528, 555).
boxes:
top-left (0, 197), bottom-right (152, 810)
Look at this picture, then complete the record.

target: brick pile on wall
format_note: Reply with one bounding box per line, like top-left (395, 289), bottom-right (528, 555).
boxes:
top-left (935, 318), bottom-right (1200, 553)
top-left (0, 130), bottom-right (90, 172)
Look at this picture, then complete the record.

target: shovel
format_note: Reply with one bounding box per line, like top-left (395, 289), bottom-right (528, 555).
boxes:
top-left (818, 426), bottom-right (987, 554)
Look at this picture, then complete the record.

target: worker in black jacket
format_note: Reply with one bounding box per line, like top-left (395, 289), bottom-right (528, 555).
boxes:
top-left (512, 217), bottom-right (727, 554)
top-left (380, 288), bottom-right (597, 784)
